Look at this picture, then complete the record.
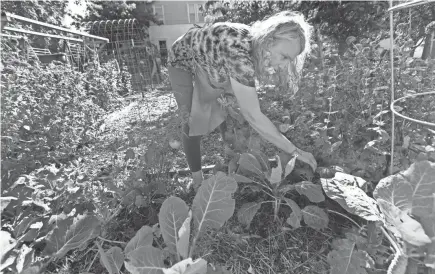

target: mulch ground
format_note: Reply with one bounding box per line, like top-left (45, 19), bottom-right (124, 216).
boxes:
top-left (66, 88), bottom-right (345, 274)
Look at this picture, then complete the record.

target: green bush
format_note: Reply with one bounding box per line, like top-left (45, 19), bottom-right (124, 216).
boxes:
top-left (1, 51), bottom-right (128, 188)
top-left (266, 33), bottom-right (435, 178)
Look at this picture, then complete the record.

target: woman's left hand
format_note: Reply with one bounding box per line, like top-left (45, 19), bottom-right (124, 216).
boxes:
top-left (295, 149), bottom-right (317, 171)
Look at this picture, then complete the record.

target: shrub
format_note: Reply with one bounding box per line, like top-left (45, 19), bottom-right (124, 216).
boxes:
top-left (268, 32), bottom-right (435, 178)
top-left (1, 50), bottom-right (127, 189)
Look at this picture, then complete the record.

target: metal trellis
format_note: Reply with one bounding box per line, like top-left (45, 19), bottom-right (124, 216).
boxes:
top-left (1, 11), bottom-right (108, 70)
top-left (388, 0), bottom-right (435, 173)
top-left (82, 19), bottom-right (161, 94)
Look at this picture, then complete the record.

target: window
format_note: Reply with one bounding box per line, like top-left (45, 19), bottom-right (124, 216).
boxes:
top-left (187, 3), bottom-right (204, 23)
top-left (153, 4), bottom-right (165, 24)
top-left (159, 40), bottom-right (168, 66)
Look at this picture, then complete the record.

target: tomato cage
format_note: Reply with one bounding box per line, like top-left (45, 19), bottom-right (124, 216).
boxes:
top-left (0, 12), bottom-right (108, 70)
top-left (388, 0), bottom-right (435, 173)
top-left (82, 19), bottom-right (162, 93)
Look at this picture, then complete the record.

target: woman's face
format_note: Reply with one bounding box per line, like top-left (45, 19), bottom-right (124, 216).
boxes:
top-left (268, 38), bottom-right (301, 71)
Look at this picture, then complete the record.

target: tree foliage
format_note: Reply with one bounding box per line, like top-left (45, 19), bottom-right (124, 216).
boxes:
top-left (1, 0), bottom-right (68, 26)
top-left (203, 0), bottom-right (435, 54)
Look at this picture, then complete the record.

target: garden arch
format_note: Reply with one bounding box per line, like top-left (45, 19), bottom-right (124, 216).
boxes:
top-left (82, 19), bottom-right (161, 93)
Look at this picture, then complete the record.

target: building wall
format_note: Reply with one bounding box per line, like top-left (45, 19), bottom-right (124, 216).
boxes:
top-left (147, 1), bottom-right (207, 64)
top-left (149, 24), bottom-right (199, 49)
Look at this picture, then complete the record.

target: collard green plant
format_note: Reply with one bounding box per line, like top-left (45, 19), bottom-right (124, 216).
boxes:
top-left (97, 172), bottom-right (236, 274)
top-left (232, 151), bottom-right (329, 230)
top-left (321, 172), bottom-right (383, 222)
top-left (321, 160), bottom-right (435, 273)
top-left (374, 160), bottom-right (435, 270)
top-left (0, 213), bottom-right (101, 274)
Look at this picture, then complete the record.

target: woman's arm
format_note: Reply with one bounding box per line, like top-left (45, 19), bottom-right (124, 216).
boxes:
top-left (230, 77), bottom-right (317, 171)
top-left (229, 77), bottom-right (297, 155)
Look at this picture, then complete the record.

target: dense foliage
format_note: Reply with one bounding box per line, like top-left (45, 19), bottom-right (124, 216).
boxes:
top-left (1, 50), bottom-right (126, 188)
top-left (1, 1), bottom-right (435, 274)
top-left (204, 0), bottom-right (435, 54)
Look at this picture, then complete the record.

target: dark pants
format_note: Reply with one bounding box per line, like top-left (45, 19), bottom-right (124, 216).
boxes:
top-left (168, 66), bottom-right (226, 173)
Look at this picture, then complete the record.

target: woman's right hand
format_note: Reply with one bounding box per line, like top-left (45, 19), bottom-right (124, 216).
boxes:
top-left (294, 149), bottom-right (317, 171)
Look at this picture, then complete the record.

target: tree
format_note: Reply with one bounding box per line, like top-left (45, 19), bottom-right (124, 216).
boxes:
top-left (1, 0), bottom-right (68, 26)
top-left (203, 0), bottom-right (435, 55)
top-left (1, 1), bottom-right (70, 51)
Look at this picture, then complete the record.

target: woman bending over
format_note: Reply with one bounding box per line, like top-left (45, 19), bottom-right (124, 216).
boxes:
top-left (168, 11), bottom-right (317, 189)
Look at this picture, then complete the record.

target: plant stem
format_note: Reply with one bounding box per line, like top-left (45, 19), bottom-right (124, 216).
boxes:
top-left (37, 256), bottom-right (55, 274)
top-left (326, 209), bottom-right (362, 229)
top-left (97, 236), bottom-right (126, 245)
top-left (189, 232), bottom-right (199, 259)
top-left (381, 226), bottom-right (402, 255)
top-left (86, 249), bottom-right (99, 272)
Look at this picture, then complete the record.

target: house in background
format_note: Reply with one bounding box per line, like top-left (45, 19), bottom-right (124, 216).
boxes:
top-left (147, 1), bottom-right (207, 65)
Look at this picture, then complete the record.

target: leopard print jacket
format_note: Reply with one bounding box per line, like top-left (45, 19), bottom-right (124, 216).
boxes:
top-left (168, 22), bottom-right (256, 88)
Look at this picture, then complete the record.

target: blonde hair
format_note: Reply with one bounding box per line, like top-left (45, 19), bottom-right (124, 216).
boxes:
top-left (251, 11), bottom-right (312, 90)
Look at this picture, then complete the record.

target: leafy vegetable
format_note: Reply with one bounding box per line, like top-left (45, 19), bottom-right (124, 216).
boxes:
top-left (176, 210), bottom-right (192, 259)
top-left (321, 174), bottom-right (382, 222)
top-left (294, 181), bottom-right (325, 203)
top-left (125, 226), bottom-right (154, 256)
top-left (327, 238), bottom-right (375, 274)
top-left (192, 172), bottom-right (237, 240)
top-left (301, 206), bottom-right (329, 230)
top-left (237, 202), bottom-right (262, 227)
top-left (124, 246), bottom-right (165, 274)
top-left (42, 214), bottom-right (101, 258)
top-left (0, 231), bottom-right (17, 263)
top-left (158, 196), bottom-right (189, 255)
top-left (374, 161), bottom-right (435, 268)
top-left (283, 198), bottom-right (302, 229)
top-left (377, 199), bottom-right (431, 246)
top-left (99, 245), bottom-right (124, 274)
top-left (238, 153), bottom-right (264, 177)
top-left (284, 155), bottom-right (297, 177)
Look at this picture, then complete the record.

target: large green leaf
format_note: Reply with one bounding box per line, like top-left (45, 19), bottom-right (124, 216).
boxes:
top-left (184, 258), bottom-right (207, 274)
top-left (176, 210), bottom-right (192, 259)
top-left (294, 181), bottom-right (325, 203)
top-left (237, 202), bottom-right (262, 227)
top-left (321, 175), bottom-right (382, 222)
top-left (283, 198), bottom-right (302, 229)
top-left (162, 258), bottom-right (207, 274)
top-left (249, 150), bottom-right (270, 173)
top-left (158, 196), bottom-right (189, 255)
top-left (15, 244), bottom-right (34, 273)
top-left (124, 246), bottom-right (165, 274)
top-left (1, 197), bottom-right (17, 214)
top-left (302, 206), bottom-right (329, 230)
top-left (377, 199), bottom-right (430, 247)
top-left (284, 155), bottom-right (297, 177)
top-left (192, 172), bottom-right (237, 239)
top-left (42, 214), bottom-right (101, 258)
top-left (0, 231), bottom-right (16, 264)
top-left (238, 153), bottom-right (264, 177)
top-left (162, 258), bottom-right (193, 274)
top-left (125, 226), bottom-right (154, 256)
top-left (374, 160), bottom-right (435, 216)
top-left (373, 161), bottom-right (435, 267)
top-left (327, 238), bottom-right (375, 274)
top-left (100, 246), bottom-right (124, 274)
